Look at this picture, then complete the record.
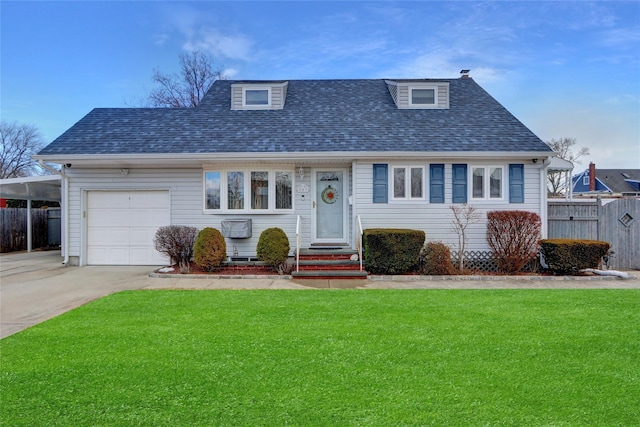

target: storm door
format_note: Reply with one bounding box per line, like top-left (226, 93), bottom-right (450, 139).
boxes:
top-left (312, 170), bottom-right (348, 244)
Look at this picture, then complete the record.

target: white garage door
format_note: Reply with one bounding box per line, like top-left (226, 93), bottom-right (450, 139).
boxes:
top-left (87, 191), bottom-right (170, 265)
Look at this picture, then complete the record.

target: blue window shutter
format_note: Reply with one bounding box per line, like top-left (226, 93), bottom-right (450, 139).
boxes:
top-left (452, 164), bottom-right (467, 203)
top-left (373, 164), bottom-right (388, 203)
top-left (509, 164), bottom-right (525, 203)
top-left (429, 164), bottom-right (444, 203)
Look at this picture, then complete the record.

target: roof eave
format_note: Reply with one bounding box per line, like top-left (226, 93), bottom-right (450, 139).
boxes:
top-left (34, 151), bottom-right (555, 168)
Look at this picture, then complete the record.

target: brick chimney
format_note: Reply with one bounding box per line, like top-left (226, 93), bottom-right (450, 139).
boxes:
top-left (589, 162), bottom-right (596, 191)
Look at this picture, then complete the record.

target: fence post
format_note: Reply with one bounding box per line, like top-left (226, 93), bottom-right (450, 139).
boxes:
top-left (596, 195), bottom-right (601, 241)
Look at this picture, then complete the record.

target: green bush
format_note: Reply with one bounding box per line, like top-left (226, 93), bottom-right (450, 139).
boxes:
top-left (193, 228), bottom-right (227, 272)
top-left (420, 241), bottom-right (455, 275)
top-left (257, 228), bottom-right (290, 273)
top-left (541, 239), bottom-right (610, 273)
top-left (364, 229), bottom-right (425, 274)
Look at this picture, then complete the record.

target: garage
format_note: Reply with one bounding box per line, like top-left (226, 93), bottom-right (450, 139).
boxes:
top-left (87, 191), bottom-right (170, 265)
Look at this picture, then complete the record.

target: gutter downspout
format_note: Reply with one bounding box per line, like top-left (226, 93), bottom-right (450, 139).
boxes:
top-left (541, 157), bottom-right (553, 239)
top-left (39, 160), bottom-right (69, 265)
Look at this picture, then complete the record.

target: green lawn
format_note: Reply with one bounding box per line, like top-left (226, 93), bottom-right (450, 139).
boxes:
top-left (1, 290), bottom-right (639, 426)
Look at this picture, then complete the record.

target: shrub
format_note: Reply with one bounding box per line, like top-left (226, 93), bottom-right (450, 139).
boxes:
top-left (364, 229), bottom-right (425, 274)
top-left (257, 228), bottom-right (290, 274)
top-left (193, 228), bottom-right (227, 272)
top-left (420, 241), bottom-right (454, 275)
top-left (153, 225), bottom-right (198, 273)
top-left (541, 239), bottom-right (610, 273)
top-left (486, 210), bottom-right (541, 273)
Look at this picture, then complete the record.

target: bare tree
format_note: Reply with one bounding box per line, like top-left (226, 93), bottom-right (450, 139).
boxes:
top-left (449, 204), bottom-right (481, 272)
top-left (147, 51), bottom-right (226, 108)
top-left (0, 121), bottom-right (44, 179)
top-left (546, 137), bottom-right (589, 196)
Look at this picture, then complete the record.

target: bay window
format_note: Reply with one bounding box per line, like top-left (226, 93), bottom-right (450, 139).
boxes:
top-left (204, 168), bottom-right (293, 212)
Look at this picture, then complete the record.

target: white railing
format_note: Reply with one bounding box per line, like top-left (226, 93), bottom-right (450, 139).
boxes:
top-left (356, 214), bottom-right (363, 271)
top-left (295, 215), bottom-right (301, 272)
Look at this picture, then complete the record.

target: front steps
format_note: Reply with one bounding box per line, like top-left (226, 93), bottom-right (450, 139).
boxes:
top-left (291, 248), bottom-right (368, 280)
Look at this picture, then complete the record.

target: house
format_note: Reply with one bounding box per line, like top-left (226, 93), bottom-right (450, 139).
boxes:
top-left (573, 163), bottom-right (640, 197)
top-left (34, 75), bottom-right (554, 266)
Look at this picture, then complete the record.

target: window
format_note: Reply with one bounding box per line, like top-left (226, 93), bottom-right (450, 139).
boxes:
top-left (243, 88), bottom-right (270, 107)
top-left (392, 166), bottom-right (424, 200)
top-left (205, 171), bottom-right (221, 210)
top-left (583, 175), bottom-right (589, 186)
top-left (408, 84), bottom-right (439, 108)
top-left (275, 171), bottom-right (293, 209)
top-left (227, 171), bottom-right (245, 210)
top-left (204, 168), bottom-right (293, 212)
top-left (471, 166), bottom-right (504, 200)
top-left (411, 88), bottom-right (435, 105)
top-left (251, 171), bottom-right (269, 209)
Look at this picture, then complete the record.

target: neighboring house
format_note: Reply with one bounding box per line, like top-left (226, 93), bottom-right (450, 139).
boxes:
top-left (573, 163), bottom-right (640, 197)
top-left (34, 75), bottom-right (554, 266)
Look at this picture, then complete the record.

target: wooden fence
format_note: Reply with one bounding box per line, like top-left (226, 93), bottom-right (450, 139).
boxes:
top-left (0, 208), bottom-right (48, 253)
top-left (548, 198), bottom-right (640, 270)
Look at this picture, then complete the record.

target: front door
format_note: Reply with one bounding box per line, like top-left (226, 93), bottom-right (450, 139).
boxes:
top-left (312, 170), bottom-right (348, 244)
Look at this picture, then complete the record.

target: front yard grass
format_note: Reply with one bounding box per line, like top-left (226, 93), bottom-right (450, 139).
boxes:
top-left (1, 290), bottom-right (639, 426)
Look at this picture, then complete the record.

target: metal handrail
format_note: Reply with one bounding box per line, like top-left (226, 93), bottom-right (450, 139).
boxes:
top-left (295, 215), bottom-right (301, 272)
top-left (356, 214), bottom-right (363, 271)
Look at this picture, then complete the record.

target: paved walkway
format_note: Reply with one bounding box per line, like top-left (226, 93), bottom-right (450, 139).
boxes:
top-left (2, 250), bottom-right (638, 338)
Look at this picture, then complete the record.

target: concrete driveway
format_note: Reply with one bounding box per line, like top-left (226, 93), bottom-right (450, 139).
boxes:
top-left (1, 251), bottom-right (157, 338)
top-left (2, 250), bottom-right (638, 339)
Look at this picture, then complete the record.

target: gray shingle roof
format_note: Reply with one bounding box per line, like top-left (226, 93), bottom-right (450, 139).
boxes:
top-left (38, 78), bottom-right (552, 156)
top-left (596, 169), bottom-right (640, 193)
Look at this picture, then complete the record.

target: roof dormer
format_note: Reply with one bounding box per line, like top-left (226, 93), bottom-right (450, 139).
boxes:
top-left (231, 81), bottom-right (289, 110)
top-left (385, 80), bottom-right (449, 109)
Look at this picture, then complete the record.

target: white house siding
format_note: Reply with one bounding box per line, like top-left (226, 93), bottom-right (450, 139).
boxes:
top-left (353, 160), bottom-right (543, 253)
top-left (396, 83), bottom-right (449, 109)
top-left (65, 166), bottom-right (352, 265)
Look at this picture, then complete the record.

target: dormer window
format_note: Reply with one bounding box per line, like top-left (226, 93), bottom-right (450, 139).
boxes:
top-left (244, 89), bottom-right (270, 106)
top-left (232, 81), bottom-right (288, 110)
top-left (385, 80), bottom-right (449, 109)
top-left (411, 88), bottom-right (435, 105)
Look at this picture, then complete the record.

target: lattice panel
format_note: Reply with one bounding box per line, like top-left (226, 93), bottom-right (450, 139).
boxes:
top-left (451, 251), bottom-right (541, 273)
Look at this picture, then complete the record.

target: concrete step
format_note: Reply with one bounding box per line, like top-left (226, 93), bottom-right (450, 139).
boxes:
top-left (291, 270), bottom-right (368, 280)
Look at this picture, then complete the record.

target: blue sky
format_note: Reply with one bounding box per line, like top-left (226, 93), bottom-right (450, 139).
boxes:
top-left (2, 1), bottom-right (639, 170)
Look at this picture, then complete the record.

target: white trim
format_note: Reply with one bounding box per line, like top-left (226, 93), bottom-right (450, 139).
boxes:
top-left (469, 165), bottom-right (505, 201)
top-left (390, 165), bottom-right (426, 202)
top-left (203, 167), bottom-right (295, 214)
top-left (35, 151), bottom-right (555, 167)
top-left (311, 168), bottom-right (349, 244)
top-left (242, 87), bottom-right (271, 108)
top-left (408, 85), bottom-right (437, 108)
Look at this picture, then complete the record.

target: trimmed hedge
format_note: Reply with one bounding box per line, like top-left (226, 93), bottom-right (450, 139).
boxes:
top-left (420, 241), bottom-right (455, 275)
top-left (364, 229), bottom-right (425, 274)
top-left (257, 227), bottom-right (290, 273)
top-left (541, 239), bottom-right (610, 273)
top-left (193, 228), bottom-right (227, 272)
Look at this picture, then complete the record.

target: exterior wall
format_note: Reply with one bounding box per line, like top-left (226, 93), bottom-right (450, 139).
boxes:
top-left (353, 160), bottom-right (544, 253)
top-left (65, 165), bottom-right (352, 264)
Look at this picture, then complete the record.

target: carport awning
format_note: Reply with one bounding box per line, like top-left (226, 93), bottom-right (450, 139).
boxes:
top-left (0, 175), bottom-right (61, 201)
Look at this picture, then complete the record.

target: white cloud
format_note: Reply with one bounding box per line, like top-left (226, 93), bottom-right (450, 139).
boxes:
top-left (183, 30), bottom-right (253, 61)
